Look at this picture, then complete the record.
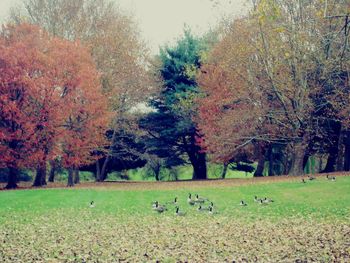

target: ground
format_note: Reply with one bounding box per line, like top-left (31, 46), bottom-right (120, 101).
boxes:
top-left (0, 175), bottom-right (349, 262)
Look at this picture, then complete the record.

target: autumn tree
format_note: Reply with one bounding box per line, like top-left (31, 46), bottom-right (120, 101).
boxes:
top-left (9, 0), bottom-right (155, 181)
top-left (0, 23), bottom-right (109, 188)
top-left (197, 0), bottom-right (350, 176)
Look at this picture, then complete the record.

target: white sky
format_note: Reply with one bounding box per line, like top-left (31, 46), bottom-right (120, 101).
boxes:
top-left (0, 0), bottom-right (249, 54)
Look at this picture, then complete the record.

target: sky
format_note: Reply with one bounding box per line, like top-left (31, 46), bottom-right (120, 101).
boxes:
top-left (0, 0), bottom-right (249, 54)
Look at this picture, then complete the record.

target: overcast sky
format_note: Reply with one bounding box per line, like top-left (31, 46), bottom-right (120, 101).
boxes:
top-left (0, 0), bottom-right (248, 54)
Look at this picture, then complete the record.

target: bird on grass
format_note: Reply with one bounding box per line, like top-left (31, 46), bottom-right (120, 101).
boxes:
top-left (308, 175), bottom-right (316, 181)
top-left (195, 194), bottom-right (208, 204)
top-left (166, 197), bottom-right (178, 205)
top-left (263, 197), bottom-right (274, 203)
top-left (239, 200), bottom-right (247, 206)
top-left (175, 206), bottom-right (186, 216)
top-left (208, 205), bottom-right (217, 215)
top-left (89, 201), bottom-right (95, 208)
top-left (254, 196), bottom-right (262, 203)
top-left (259, 199), bottom-right (268, 205)
top-left (301, 178), bottom-right (306, 183)
top-left (187, 193), bottom-right (196, 206)
top-left (152, 201), bottom-right (167, 213)
top-left (197, 205), bottom-right (211, 212)
top-left (326, 174), bottom-right (336, 181)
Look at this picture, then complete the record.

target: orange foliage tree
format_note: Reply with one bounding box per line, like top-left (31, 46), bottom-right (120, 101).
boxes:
top-left (0, 24), bottom-right (109, 188)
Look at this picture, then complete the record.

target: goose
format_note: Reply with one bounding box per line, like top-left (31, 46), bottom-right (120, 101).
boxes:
top-left (89, 201), bottom-right (95, 208)
top-left (263, 197), bottom-right (274, 203)
top-left (208, 206), bottom-right (217, 214)
top-left (195, 194), bottom-right (208, 204)
top-left (175, 206), bottom-right (186, 216)
top-left (152, 201), bottom-right (167, 213)
top-left (308, 175), bottom-right (316, 181)
top-left (239, 200), bottom-right (247, 206)
top-left (166, 197), bottom-right (178, 205)
top-left (254, 196), bottom-right (262, 203)
top-left (197, 205), bottom-right (210, 212)
top-left (259, 199), bottom-right (268, 205)
top-left (326, 175), bottom-right (336, 181)
top-left (187, 193), bottom-right (196, 206)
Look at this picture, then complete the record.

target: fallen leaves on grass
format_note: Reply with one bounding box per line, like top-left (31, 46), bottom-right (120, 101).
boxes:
top-left (0, 209), bottom-right (349, 262)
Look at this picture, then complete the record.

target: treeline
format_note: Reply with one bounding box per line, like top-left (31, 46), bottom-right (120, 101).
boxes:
top-left (0, 0), bottom-right (154, 188)
top-left (1, 0), bottom-right (349, 188)
top-left (196, 0), bottom-right (350, 176)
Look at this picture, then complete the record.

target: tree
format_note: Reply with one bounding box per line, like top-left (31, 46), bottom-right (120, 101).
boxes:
top-left (196, 0), bottom-right (350, 176)
top-left (9, 0), bottom-right (155, 181)
top-left (0, 23), bottom-right (109, 188)
top-left (140, 30), bottom-right (212, 180)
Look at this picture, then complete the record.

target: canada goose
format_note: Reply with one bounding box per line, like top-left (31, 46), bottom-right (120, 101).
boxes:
top-left (239, 200), bottom-right (247, 206)
top-left (175, 206), bottom-right (186, 216)
top-left (308, 175), bottom-right (316, 181)
top-left (197, 205), bottom-right (210, 212)
top-left (254, 196), bottom-right (262, 202)
top-left (166, 197), bottom-right (178, 205)
top-left (152, 201), bottom-right (167, 213)
top-left (195, 194), bottom-right (208, 203)
top-left (259, 199), bottom-right (268, 205)
top-left (208, 206), bottom-right (217, 214)
top-left (187, 193), bottom-right (196, 206)
top-left (326, 175), bottom-right (336, 181)
top-left (263, 197), bottom-right (274, 203)
top-left (89, 201), bottom-right (95, 208)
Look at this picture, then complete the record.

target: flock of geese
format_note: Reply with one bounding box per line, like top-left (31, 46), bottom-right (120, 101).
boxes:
top-left (88, 175), bottom-right (338, 212)
top-left (151, 193), bottom-right (275, 216)
top-left (301, 174), bottom-right (336, 183)
top-left (151, 194), bottom-right (215, 216)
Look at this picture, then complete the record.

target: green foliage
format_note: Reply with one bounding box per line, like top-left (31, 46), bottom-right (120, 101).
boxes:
top-left (140, 30), bottom-right (213, 179)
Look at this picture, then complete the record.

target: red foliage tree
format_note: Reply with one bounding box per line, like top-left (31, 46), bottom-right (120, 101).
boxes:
top-left (0, 24), bottom-right (109, 188)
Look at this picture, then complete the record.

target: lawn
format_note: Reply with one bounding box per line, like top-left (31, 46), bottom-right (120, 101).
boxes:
top-left (0, 175), bottom-right (349, 262)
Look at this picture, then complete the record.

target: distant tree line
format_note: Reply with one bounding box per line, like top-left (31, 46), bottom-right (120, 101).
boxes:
top-left (1, 0), bottom-right (349, 188)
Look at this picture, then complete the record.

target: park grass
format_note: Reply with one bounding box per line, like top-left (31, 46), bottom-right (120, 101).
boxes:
top-left (0, 175), bottom-right (349, 262)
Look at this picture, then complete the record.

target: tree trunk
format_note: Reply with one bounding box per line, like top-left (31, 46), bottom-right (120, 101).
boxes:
top-left (336, 130), bottom-right (345, 171)
top-left (323, 121), bottom-right (341, 173)
top-left (288, 141), bottom-right (307, 176)
top-left (154, 165), bottom-right (161, 181)
top-left (254, 157), bottom-right (265, 177)
top-left (183, 134), bottom-right (207, 180)
top-left (267, 145), bottom-right (275, 176)
top-left (343, 131), bottom-right (350, 171)
top-left (323, 151), bottom-right (338, 173)
top-left (190, 151), bottom-right (207, 180)
top-left (253, 145), bottom-right (266, 177)
top-left (67, 168), bottom-right (74, 187)
top-left (73, 168), bottom-right (80, 184)
top-left (99, 156), bottom-right (110, 181)
top-left (33, 162), bottom-right (47, 187)
top-left (48, 160), bottom-right (56, 182)
top-left (5, 167), bottom-right (18, 189)
top-left (221, 163), bottom-right (228, 179)
top-left (95, 160), bottom-right (101, 181)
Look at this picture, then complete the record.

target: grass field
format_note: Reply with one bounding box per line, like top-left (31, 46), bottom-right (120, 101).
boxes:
top-left (0, 175), bottom-right (349, 262)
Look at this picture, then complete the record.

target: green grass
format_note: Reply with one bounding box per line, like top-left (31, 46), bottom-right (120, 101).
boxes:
top-left (0, 176), bottom-right (349, 220)
top-left (0, 176), bottom-right (349, 262)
